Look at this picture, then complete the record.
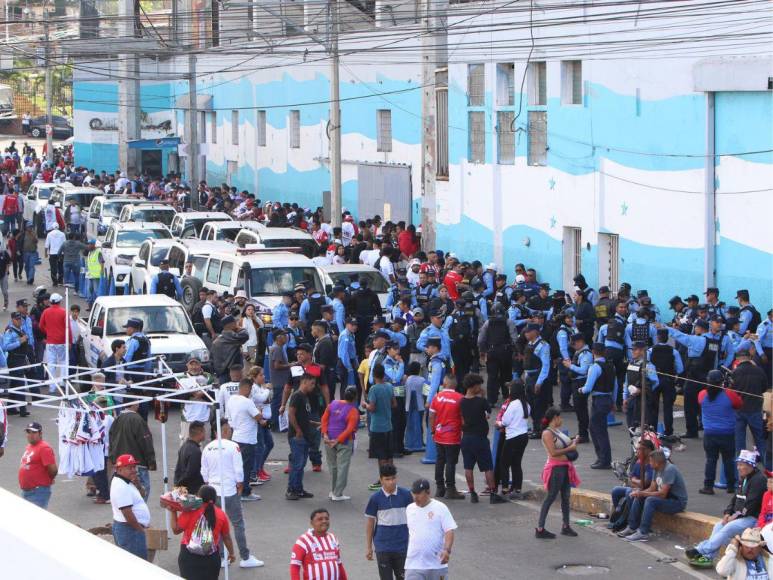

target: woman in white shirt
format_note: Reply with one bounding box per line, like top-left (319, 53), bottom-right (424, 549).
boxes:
top-left (239, 304), bottom-right (261, 363)
top-left (495, 381), bottom-right (531, 500)
top-left (248, 365), bottom-right (274, 483)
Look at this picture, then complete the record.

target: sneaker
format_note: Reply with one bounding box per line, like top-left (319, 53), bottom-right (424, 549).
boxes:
top-left (479, 487), bottom-right (492, 496)
top-left (489, 493), bottom-right (507, 505)
top-left (241, 494), bottom-right (261, 502)
top-left (684, 548), bottom-right (700, 560)
top-left (283, 466), bottom-right (290, 474)
top-left (616, 527), bottom-right (635, 538)
top-left (435, 487), bottom-right (446, 498)
top-left (445, 488), bottom-right (465, 500)
top-left (331, 495), bottom-right (351, 501)
top-left (535, 528), bottom-right (556, 539)
top-left (239, 556), bottom-right (265, 568)
top-left (249, 479), bottom-right (264, 486)
top-left (298, 490), bottom-right (314, 499)
top-left (328, 491), bottom-right (334, 500)
top-left (94, 498), bottom-right (110, 504)
top-left (469, 491), bottom-right (479, 504)
top-left (508, 491), bottom-right (524, 501)
top-left (312, 465), bottom-right (322, 473)
top-left (221, 558), bottom-right (228, 568)
top-left (688, 555), bottom-right (714, 568)
top-left (561, 526), bottom-right (578, 537)
top-left (368, 482), bottom-right (382, 491)
top-left (624, 531), bottom-right (649, 542)
top-left (698, 487), bottom-right (715, 495)
top-left (285, 491), bottom-right (300, 500)
top-left (259, 469), bottom-right (271, 481)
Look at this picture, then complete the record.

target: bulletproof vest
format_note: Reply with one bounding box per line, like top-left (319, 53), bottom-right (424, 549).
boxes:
top-left (6, 326), bottom-right (33, 364)
top-left (485, 318), bottom-right (510, 350)
top-left (570, 347), bottom-right (590, 380)
top-left (701, 333), bottom-right (723, 370)
top-left (593, 360), bottom-right (616, 394)
top-left (550, 325), bottom-right (572, 360)
top-left (156, 271), bottom-right (176, 298)
top-left (650, 344), bottom-right (675, 375)
top-left (631, 321), bottom-right (652, 345)
top-left (190, 300), bottom-right (206, 326)
top-left (523, 338), bottom-right (544, 371)
top-left (450, 312), bottom-right (473, 343)
top-left (594, 299), bottom-right (611, 322)
top-left (306, 294), bottom-right (325, 323)
top-left (511, 303), bottom-right (527, 320)
top-left (740, 305), bottom-right (762, 330)
top-left (208, 305), bottom-right (223, 334)
top-left (129, 334), bottom-right (151, 365)
top-left (354, 289), bottom-right (380, 318)
top-left (608, 320), bottom-right (627, 347)
top-left (416, 284), bottom-right (436, 307)
top-left (625, 360), bottom-right (645, 390)
top-left (490, 288), bottom-right (509, 310)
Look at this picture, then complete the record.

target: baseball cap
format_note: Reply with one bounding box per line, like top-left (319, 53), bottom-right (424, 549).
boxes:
top-left (704, 287), bottom-right (719, 295)
top-left (50, 293), bottom-right (63, 304)
top-left (159, 259), bottom-right (170, 266)
top-left (345, 317), bottom-right (358, 325)
top-left (115, 454), bottom-right (140, 468)
top-left (187, 354), bottom-right (203, 363)
top-left (631, 340), bottom-right (647, 349)
top-left (123, 317), bottom-right (143, 329)
top-left (694, 319), bottom-right (709, 329)
top-left (735, 289), bottom-right (749, 300)
top-left (373, 330), bottom-right (390, 340)
top-left (411, 307), bottom-right (424, 317)
top-left (411, 478), bottom-right (431, 494)
top-left (10, 311), bottom-right (22, 320)
top-left (598, 286), bottom-right (610, 294)
top-left (221, 315), bottom-right (236, 326)
top-left (25, 421), bottom-right (43, 433)
top-left (16, 299), bottom-right (28, 307)
top-left (736, 449), bottom-right (758, 467)
top-left (686, 294), bottom-right (699, 302)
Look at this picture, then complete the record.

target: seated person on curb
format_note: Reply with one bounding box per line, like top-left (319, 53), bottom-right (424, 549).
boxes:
top-left (715, 528), bottom-right (769, 580)
top-left (617, 450), bottom-right (688, 542)
top-left (686, 449), bottom-right (768, 567)
top-left (608, 440), bottom-right (655, 531)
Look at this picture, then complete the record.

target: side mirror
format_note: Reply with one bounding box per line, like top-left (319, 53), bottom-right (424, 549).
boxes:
top-left (91, 326), bottom-right (104, 337)
top-left (325, 283), bottom-right (333, 294)
top-left (27, 193), bottom-right (34, 201)
top-left (101, 242), bottom-right (112, 249)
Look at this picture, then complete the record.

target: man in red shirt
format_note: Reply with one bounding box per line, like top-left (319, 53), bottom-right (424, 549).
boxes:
top-left (18, 421), bottom-right (58, 509)
top-left (291, 508), bottom-right (348, 580)
top-left (442, 263), bottom-right (465, 302)
top-left (429, 375), bottom-right (465, 499)
top-left (38, 292), bottom-right (69, 394)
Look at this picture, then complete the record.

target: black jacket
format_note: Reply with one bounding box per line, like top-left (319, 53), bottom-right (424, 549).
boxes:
top-left (724, 467), bottom-right (767, 519)
top-left (211, 329), bottom-right (249, 376)
top-left (731, 360), bottom-right (767, 412)
top-left (174, 439), bottom-right (204, 494)
top-left (109, 410), bottom-right (156, 467)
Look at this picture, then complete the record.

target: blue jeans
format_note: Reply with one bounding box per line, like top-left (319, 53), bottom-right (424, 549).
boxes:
top-left (271, 385), bottom-right (283, 431)
top-left (308, 419), bottom-right (322, 467)
top-left (696, 516), bottom-right (757, 558)
top-left (627, 496), bottom-right (685, 534)
top-left (735, 411), bottom-right (766, 460)
top-left (112, 521), bottom-right (148, 560)
top-left (288, 437), bottom-right (310, 493)
top-left (23, 251), bottom-right (37, 283)
top-left (22, 485), bottom-right (52, 509)
top-left (237, 442), bottom-right (256, 496)
top-left (136, 466), bottom-right (150, 501)
top-left (64, 262), bottom-right (80, 291)
top-left (611, 486), bottom-right (633, 509)
top-left (703, 432), bottom-right (736, 489)
top-left (87, 277), bottom-right (100, 305)
top-left (253, 425), bottom-right (275, 474)
top-left (589, 395), bottom-right (612, 465)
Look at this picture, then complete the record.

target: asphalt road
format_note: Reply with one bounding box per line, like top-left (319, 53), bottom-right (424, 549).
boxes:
top-left (0, 245), bottom-right (726, 579)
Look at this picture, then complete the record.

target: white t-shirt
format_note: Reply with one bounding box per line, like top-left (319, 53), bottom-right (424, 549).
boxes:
top-left (226, 394), bottom-right (259, 444)
top-left (202, 302), bottom-right (216, 320)
top-left (251, 384), bottom-right (272, 421)
top-left (379, 256), bottom-right (395, 283)
top-left (217, 381), bottom-right (240, 413)
top-left (500, 400), bottom-right (530, 440)
top-left (180, 375), bottom-right (212, 422)
top-left (405, 499), bottom-right (457, 571)
top-left (110, 476), bottom-right (151, 527)
top-left (341, 221), bottom-right (355, 246)
top-left (201, 438), bottom-right (243, 497)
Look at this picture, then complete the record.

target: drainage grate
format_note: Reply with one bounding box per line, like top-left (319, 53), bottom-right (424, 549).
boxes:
top-left (556, 564), bottom-right (611, 576)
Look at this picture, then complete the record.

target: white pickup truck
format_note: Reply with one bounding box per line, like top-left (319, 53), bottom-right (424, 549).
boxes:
top-left (78, 295), bottom-right (210, 373)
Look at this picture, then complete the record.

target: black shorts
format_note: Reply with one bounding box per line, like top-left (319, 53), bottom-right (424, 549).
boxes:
top-left (370, 431), bottom-right (394, 460)
top-left (461, 434), bottom-right (493, 472)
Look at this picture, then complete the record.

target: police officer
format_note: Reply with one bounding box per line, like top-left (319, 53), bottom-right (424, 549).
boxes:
top-left (320, 305), bottom-right (339, 341)
top-left (350, 278), bottom-right (381, 357)
top-left (668, 295), bottom-right (688, 326)
top-left (449, 298), bottom-right (476, 384)
top-left (625, 307), bottom-right (657, 359)
top-left (623, 341), bottom-right (659, 429)
top-left (470, 282), bottom-right (489, 322)
top-left (550, 309), bottom-right (574, 411)
top-left (594, 286), bottom-right (616, 331)
top-left (563, 333), bottom-right (593, 443)
top-left (477, 303), bottom-right (518, 405)
top-left (123, 317), bottom-right (153, 420)
top-left (415, 271), bottom-right (438, 311)
top-left (299, 285), bottom-right (331, 328)
top-left (149, 259), bottom-right (183, 299)
top-left (336, 317), bottom-right (358, 399)
top-left (706, 315), bottom-right (735, 370)
top-left (532, 283), bottom-right (552, 313)
top-left (683, 294), bottom-right (700, 322)
top-left (579, 343), bottom-right (617, 469)
top-left (330, 285), bottom-right (347, 335)
top-left (383, 341), bottom-right (408, 456)
top-left (647, 328), bottom-right (684, 436)
top-left (704, 287), bottom-right (726, 320)
top-left (508, 290), bottom-right (529, 332)
top-left (756, 309), bottom-right (773, 384)
top-left (490, 274), bottom-right (512, 311)
top-left (482, 263), bottom-right (497, 300)
top-left (736, 290), bottom-right (761, 335)
top-left (416, 307), bottom-right (452, 363)
top-left (597, 300), bottom-right (628, 410)
top-left (522, 322), bottom-right (551, 437)
top-left (572, 273), bottom-right (598, 306)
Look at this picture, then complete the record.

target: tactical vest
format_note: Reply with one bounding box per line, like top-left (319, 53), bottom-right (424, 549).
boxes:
top-left (416, 284), bottom-right (436, 307)
top-left (550, 325), bottom-right (572, 360)
top-left (606, 317), bottom-right (626, 345)
top-left (650, 344), bottom-right (675, 375)
top-left (702, 333), bottom-right (724, 371)
top-left (128, 334), bottom-right (151, 367)
top-left (631, 321), bottom-right (652, 345)
top-left (156, 271), bottom-right (176, 298)
top-left (593, 360), bottom-right (616, 394)
top-left (570, 347), bottom-right (590, 381)
top-left (450, 312), bottom-right (473, 343)
top-left (523, 339), bottom-right (544, 372)
top-left (306, 294), bottom-right (325, 323)
top-left (740, 305), bottom-right (762, 330)
top-left (485, 318), bottom-right (510, 352)
top-left (626, 360), bottom-right (645, 391)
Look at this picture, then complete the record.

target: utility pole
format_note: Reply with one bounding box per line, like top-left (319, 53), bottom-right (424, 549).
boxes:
top-left (639, 361), bottom-right (647, 490)
top-left (117, 0), bottom-right (140, 176)
top-left (187, 52), bottom-right (199, 209)
top-left (44, 6), bottom-right (53, 161)
top-left (328, 0), bottom-right (342, 228)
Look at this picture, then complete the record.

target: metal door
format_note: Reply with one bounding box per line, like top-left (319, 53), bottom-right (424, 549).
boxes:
top-left (357, 164), bottom-right (412, 224)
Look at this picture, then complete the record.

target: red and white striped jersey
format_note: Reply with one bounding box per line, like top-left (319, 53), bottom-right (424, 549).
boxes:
top-left (290, 529), bottom-right (348, 580)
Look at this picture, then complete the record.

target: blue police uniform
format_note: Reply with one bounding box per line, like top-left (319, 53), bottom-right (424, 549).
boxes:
top-left (569, 345), bottom-right (594, 439)
top-left (272, 302), bottom-right (290, 329)
top-left (580, 356), bottom-right (617, 466)
top-left (416, 324), bottom-right (451, 361)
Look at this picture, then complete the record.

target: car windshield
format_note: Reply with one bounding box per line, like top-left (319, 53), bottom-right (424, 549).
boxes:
top-left (69, 193), bottom-right (98, 207)
top-left (116, 228), bottom-right (171, 247)
top-left (150, 247), bottom-right (169, 266)
top-left (216, 227), bottom-right (241, 241)
top-left (105, 305), bottom-right (193, 335)
top-left (103, 200), bottom-right (131, 218)
top-left (328, 270), bottom-right (389, 292)
top-left (263, 239), bottom-right (317, 258)
top-left (38, 188), bottom-right (52, 200)
top-left (191, 217), bottom-right (229, 235)
top-left (135, 209), bottom-right (175, 226)
top-left (249, 267), bottom-right (321, 296)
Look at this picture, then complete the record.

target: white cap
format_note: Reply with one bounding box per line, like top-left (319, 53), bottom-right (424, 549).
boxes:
top-left (515, 274), bottom-right (525, 283)
top-left (486, 262), bottom-right (497, 271)
top-left (50, 293), bottom-right (63, 303)
top-left (236, 290), bottom-right (247, 299)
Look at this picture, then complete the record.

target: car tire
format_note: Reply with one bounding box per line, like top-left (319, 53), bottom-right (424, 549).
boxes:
top-left (30, 127), bottom-right (41, 138)
top-left (181, 277), bottom-right (202, 312)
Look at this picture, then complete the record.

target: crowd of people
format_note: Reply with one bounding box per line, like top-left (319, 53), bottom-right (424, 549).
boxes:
top-left (0, 159), bottom-right (771, 579)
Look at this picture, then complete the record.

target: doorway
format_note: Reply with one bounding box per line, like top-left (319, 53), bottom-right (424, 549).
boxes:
top-left (141, 150), bottom-right (162, 178)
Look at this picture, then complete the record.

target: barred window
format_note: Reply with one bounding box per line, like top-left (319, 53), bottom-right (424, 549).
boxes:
top-left (377, 109), bottom-right (392, 152)
top-left (467, 63), bottom-right (485, 107)
top-left (289, 110), bottom-right (300, 149)
top-left (527, 111), bottom-right (547, 166)
top-left (257, 110), bottom-right (266, 147)
top-left (497, 111), bottom-right (515, 165)
top-left (468, 111), bottom-right (485, 164)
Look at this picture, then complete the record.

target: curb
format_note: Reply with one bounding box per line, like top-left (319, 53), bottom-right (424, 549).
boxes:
top-left (527, 486), bottom-right (719, 546)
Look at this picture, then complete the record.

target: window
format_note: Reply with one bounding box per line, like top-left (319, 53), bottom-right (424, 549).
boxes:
top-left (598, 233), bottom-right (620, 293)
top-left (206, 259), bottom-right (221, 284)
top-left (138, 243), bottom-right (149, 263)
top-left (210, 112), bottom-right (217, 144)
top-left (167, 247), bottom-right (186, 273)
top-left (377, 109), bottom-right (392, 152)
top-left (563, 226), bottom-right (582, 293)
top-left (528, 61), bottom-right (547, 106)
top-left (257, 110), bottom-right (266, 147)
top-left (218, 261), bottom-right (233, 286)
top-left (496, 63), bottom-right (514, 106)
top-left (468, 111), bottom-right (485, 164)
top-left (436, 69), bottom-right (448, 178)
top-left (190, 256), bottom-right (208, 281)
top-left (497, 111), bottom-right (515, 165)
top-left (467, 63), bottom-right (485, 106)
top-left (561, 60), bottom-right (583, 105)
top-left (289, 110), bottom-right (300, 149)
top-left (231, 110), bottom-right (239, 145)
top-left (211, 0), bottom-right (220, 47)
top-left (527, 111), bottom-right (547, 166)
top-left (199, 111), bottom-right (206, 143)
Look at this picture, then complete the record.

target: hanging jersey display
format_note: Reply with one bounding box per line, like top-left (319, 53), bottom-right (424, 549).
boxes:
top-left (57, 402), bottom-right (107, 477)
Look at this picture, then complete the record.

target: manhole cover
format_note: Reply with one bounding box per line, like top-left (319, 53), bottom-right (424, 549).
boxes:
top-left (556, 564), bottom-right (611, 576)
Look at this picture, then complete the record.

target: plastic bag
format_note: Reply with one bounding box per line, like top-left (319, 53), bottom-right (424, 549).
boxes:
top-left (186, 513), bottom-right (216, 556)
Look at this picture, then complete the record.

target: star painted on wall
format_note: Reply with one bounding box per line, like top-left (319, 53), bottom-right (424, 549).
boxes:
top-left (620, 202), bottom-right (629, 216)
top-left (549, 216), bottom-right (557, 228)
top-left (548, 177), bottom-right (556, 190)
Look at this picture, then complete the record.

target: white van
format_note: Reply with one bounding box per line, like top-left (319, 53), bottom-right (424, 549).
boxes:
top-left (169, 211), bottom-right (231, 239)
top-left (101, 221), bottom-right (172, 293)
top-left (24, 182), bottom-right (67, 234)
top-left (118, 203), bottom-right (177, 228)
top-left (85, 196), bottom-right (156, 240)
top-left (233, 226), bottom-right (318, 258)
top-left (198, 220), bottom-right (265, 243)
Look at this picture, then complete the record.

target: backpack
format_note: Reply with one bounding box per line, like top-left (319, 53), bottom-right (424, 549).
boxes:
top-left (449, 312), bottom-right (472, 343)
top-left (3, 195), bottom-right (18, 216)
top-left (741, 305), bottom-right (762, 331)
top-left (156, 271), bottom-right (176, 298)
top-left (186, 513), bottom-right (217, 556)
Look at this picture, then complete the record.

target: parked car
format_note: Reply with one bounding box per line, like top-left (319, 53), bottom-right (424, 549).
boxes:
top-left (29, 115), bottom-right (73, 139)
top-left (320, 263), bottom-right (389, 311)
top-left (118, 203), bottom-right (177, 228)
top-left (100, 221), bottom-right (172, 293)
top-left (85, 196), bottom-right (157, 240)
top-left (24, 182), bottom-right (70, 235)
top-left (233, 225), bottom-right (318, 258)
top-left (169, 211), bottom-right (231, 239)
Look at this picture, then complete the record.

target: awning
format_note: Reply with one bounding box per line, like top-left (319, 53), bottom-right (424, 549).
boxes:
top-left (127, 137), bottom-right (181, 149)
top-left (174, 94), bottom-right (213, 110)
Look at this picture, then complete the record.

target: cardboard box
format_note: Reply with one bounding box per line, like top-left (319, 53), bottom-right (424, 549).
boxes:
top-left (145, 528), bottom-right (169, 552)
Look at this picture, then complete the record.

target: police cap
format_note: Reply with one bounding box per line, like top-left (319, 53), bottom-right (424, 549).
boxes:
top-left (426, 337), bottom-right (442, 349)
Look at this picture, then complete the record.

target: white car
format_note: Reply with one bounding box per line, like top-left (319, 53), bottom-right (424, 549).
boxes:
top-left (101, 221), bottom-right (172, 294)
top-left (85, 196), bottom-right (157, 240)
top-left (130, 238), bottom-right (234, 296)
top-left (198, 220), bottom-right (265, 243)
top-left (169, 211), bottom-right (231, 239)
top-left (78, 294), bottom-right (209, 372)
top-left (320, 263), bottom-right (389, 310)
top-left (23, 182), bottom-right (68, 233)
top-left (180, 249), bottom-right (325, 315)
top-left (48, 186), bottom-right (102, 220)
top-left (118, 203), bottom-right (177, 228)
top-left (233, 226), bottom-right (318, 258)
